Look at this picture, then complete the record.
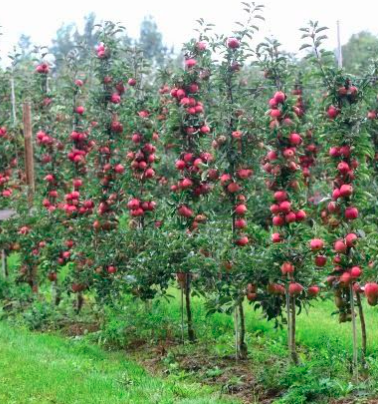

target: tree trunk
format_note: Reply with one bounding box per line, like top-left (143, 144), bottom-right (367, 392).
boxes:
top-left (356, 292), bottom-right (366, 363)
top-left (238, 300), bottom-right (248, 359)
top-left (76, 292), bottom-right (84, 314)
top-left (185, 273), bottom-right (195, 342)
top-left (290, 297), bottom-right (299, 364)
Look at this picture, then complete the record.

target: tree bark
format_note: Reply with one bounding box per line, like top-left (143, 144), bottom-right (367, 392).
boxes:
top-left (290, 297), bottom-right (299, 364)
top-left (76, 292), bottom-right (84, 314)
top-left (238, 300), bottom-right (248, 359)
top-left (185, 273), bottom-right (196, 342)
top-left (285, 286), bottom-right (292, 355)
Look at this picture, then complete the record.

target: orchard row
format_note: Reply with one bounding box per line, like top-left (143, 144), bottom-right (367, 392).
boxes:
top-left (1, 8), bottom-right (378, 368)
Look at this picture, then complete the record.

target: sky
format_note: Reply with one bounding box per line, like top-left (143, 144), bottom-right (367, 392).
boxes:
top-left (0, 0), bottom-right (376, 61)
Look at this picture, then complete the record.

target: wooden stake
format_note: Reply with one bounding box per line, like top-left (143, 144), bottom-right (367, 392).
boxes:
top-left (350, 284), bottom-right (359, 380)
top-left (23, 103), bottom-right (35, 208)
top-left (10, 75), bottom-right (17, 126)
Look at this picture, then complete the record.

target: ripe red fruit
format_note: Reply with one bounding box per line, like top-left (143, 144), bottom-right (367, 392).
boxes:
top-left (350, 266), bottom-right (362, 278)
top-left (332, 189), bottom-right (340, 200)
top-left (296, 210), bottom-right (307, 221)
top-left (200, 125), bottom-right (211, 134)
top-left (285, 212), bottom-right (297, 223)
top-left (196, 41), bottom-right (207, 51)
top-left (337, 161), bottom-right (350, 174)
top-left (110, 93), bottom-right (121, 104)
top-left (271, 233), bottom-right (282, 243)
top-left (44, 174), bottom-right (55, 183)
top-left (274, 190), bottom-right (287, 202)
top-left (289, 133), bottom-right (302, 146)
top-left (235, 204), bottom-right (247, 216)
top-left (185, 58), bottom-right (197, 68)
top-left (345, 206), bottom-right (359, 220)
top-left (47, 272), bottom-right (57, 282)
top-left (289, 282), bottom-right (303, 296)
top-left (227, 182), bottom-right (240, 193)
top-left (270, 204), bottom-right (280, 215)
top-left (315, 255), bottom-right (327, 267)
top-left (237, 168), bottom-right (252, 179)
top-left (193, 158), bottom-right (203, 168)
top-left (334, 240), bottom-right (347, 253)
top-left (310, 238), bottom-right (324, 251)
top-left (281, 262), bottom-right (294, 275)
top-left (270, 109), bottom-right (281, 118)
top-left (36, 63), bottom-right (49, 74)
top-left (127, 198), bottom-right (140, 210)
top-left (365, 283), bottom-right (378, 305)
top-left (267, 150), bottom-right (278, 161)
top-left (340, 271), bottom-right (352, 286)
top-left (128, 78), bottom-right (136, 86)
top-left (327, 105), bottom-right (339, 119)
top-left (114, 164), bottom-right (125, 174)
top-left (131, 133), bottom-right (142, 143)
top-left (75, 106), bottom-right (85, 115)
top-left (274, 91), bottom-right (286, 104)
top-left (107, 266), bottom-right (117, 274)
top-left (236, 236), bottom-right (249, 246)
top-left (181, 178), bottom-right (193, 189)
top-left (307, 285), bottom-right (320, 297)
top-left (329, 147), bottom-right (340, 158)
top-left (227, 37), bottom-right (240, 49)
top-left (272, 216), bottom-right (284, 226)
top-left (144, 168), bottom-right (155, 178)
top-left (339, 184), bottom-right (353, 198)
top-left (235, 218), bottom-right (247, 229)
top-left (246, 292), bottom-right (257, 301)
top-left (73, 179), bottom-right (83, 189)
top-left (345, 233), bottom-right (358, 248)
top-left (279, 201), bottom-right (291, 213)
top-left (175, 160), bottom-right (186, 170)
top-left (178, 205), bottom-right (193, 218)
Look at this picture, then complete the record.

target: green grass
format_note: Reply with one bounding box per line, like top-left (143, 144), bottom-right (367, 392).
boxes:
top-left (92, 291), bottom-right (378, 403)
top-left (3, 270), bottom-right (378, 404)
top-left (0, 321), bottom-right (239, 404)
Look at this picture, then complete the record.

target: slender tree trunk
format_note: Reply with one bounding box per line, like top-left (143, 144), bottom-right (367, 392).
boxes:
top-left (356, 291), bottom-right (366, 365)
top-left (185, 273), bottom-right (195, 342)
top-left (290, 297), bottom-right (299, 364)
top-left (350, 284), bottom-right (359, 380)
top-left (76, 292), bottom-right (84, 314)
top-left (234, 308), bottom-right (240, 359)
top-left (238, 300), bottom-right (248, 359)
top-left (55, 284), bottom-right (61, 306)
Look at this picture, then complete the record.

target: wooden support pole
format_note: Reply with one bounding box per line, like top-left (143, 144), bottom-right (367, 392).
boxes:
top-left (23, 103), bottom-right (35, 208)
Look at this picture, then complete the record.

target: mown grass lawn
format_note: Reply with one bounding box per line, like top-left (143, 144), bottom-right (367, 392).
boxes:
top-left (0, 321), bottom-right (239, 404)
